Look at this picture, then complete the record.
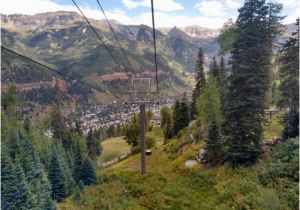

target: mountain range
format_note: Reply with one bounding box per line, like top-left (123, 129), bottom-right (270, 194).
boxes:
top-left (0, 11), bottom-right (296, 101)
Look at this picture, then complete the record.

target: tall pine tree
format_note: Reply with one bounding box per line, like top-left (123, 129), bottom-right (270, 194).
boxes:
top-left (223, 0), bottom-right (283, 166)
top-left (278, 20), bottom-right (299, 139)
top-left (191, 48), bottom-right (206, 119)
top-left (1, 152), bottom-right (32, 210)
top-left (51, 80), bottom-right (71, 151)
top-left (48, 144), bottom-right (68, 202)
top-left (55, 141), bottom-right (75, 195)
top-left (173, 96), bottom-right (190, 135)
top-left (208, 57), bottom-right (220, 82)
top-left (4, 130), bottom-right (55, 209)
top-left (173, 100), bottom-right (181, 135)
top-left (86, 128), bottom-right (98, 161)
top-left (73, 139), bottom-right (84, 183)
top-left (205, 117), bottom-right (222, 162)
top-left (19, 132), bottom-right (55, 209)
top-left (81, 157), bottom-right (97, 186)
top-left (219, 56), bottom-right (228, 103)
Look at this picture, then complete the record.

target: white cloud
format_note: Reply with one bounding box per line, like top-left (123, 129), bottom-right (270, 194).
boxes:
top-left (277, 0), bottom-right (299, 7)
top-left (0, 0), bottom-right (224, 28)
top-left (122, 0), bottom-right (139, 9)
top-left (275, 0), bottom-right (300, 24)
top-left (135, 11), bottom-right (225, 28)
top-left (0, 0), bottom-right (134, 24)
top-left (195, 0), bottom-right (226, 17)
top-left (0, 0), bottom-right (75, 15)
top-left (225, 0), bottom-right (241, 9)
top-left (122, 0), bottom-right (183, 12)
top-left (1, 0), bottom-right (297, 29)
top-left (283, 6), bottom-right (300, 24)
top-left (111, 8), bottom-right (125, 15)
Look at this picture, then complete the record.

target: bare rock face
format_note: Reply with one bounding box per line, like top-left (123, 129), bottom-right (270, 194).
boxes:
top-left (1, 11), bottom-right (84, 32)
top-left (197, 148), bottom-right (208, 163)
top-left (185, 160), bottom-right (198, 168)
top-left (167, 27), bottom-right (192, 41)
top-left (159, 25), bottom-right (220, 40)
top-left (180, 25), bottom-right (220, 39)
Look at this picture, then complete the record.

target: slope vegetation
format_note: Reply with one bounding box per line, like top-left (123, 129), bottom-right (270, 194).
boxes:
top-left (59, 125), bottom-right (298, 210)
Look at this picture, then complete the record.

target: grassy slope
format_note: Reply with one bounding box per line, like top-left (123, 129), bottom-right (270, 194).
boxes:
top-left (99, 137), bottom-right (131, 163)
top-left (263, 112), bottom-right (284, 141)
top-left (59, 118), bottom-right (297, 210)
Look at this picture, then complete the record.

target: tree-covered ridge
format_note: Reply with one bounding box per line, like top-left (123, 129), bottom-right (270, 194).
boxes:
top-left (1, 84), bottom-right (98, 209)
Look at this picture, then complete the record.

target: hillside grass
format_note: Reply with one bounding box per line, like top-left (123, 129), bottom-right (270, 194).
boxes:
top-left (59, 124), bottom-right (298, 210)
top-left (99, 136), bottom-right (131, 163)
top-left (263, 112), bottom-right (284, 141)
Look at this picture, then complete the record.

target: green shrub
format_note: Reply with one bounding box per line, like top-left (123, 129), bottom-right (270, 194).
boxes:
top-left (258, 138), bottom-right (299, 209)
top-left (146, 136), bottom-right (155, 149)
top-left (131, 145), bottom-right (140, 155)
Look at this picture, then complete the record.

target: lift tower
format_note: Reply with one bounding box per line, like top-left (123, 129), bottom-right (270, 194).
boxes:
top-left (124, 78), bottom-right (158, 176)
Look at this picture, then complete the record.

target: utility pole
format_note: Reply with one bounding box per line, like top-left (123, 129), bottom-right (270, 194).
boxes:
top-left (124, 77), bottom-right (158, 176)
top-left (140, 103), bottom-right (146, 175)
top-left (125, 100), bottom-right (158, 176)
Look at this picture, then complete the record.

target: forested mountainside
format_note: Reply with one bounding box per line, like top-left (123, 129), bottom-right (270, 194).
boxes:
top-left (0, 11), bottom-right (219, 99)
top-left (1, 12), bottom-right (296, 101)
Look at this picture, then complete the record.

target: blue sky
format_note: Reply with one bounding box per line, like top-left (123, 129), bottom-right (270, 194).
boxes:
top-left (1, 0), bottom-right (299, 29)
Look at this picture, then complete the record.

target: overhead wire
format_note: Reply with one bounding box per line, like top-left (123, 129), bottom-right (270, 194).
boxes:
top-left (71, 0), bottom-right (123, 68)
top-left (1, 46), bottom-right (121, 99)
top-left (151, 0), bottom-right (159, 93)
top-left (96, 0), bottom-right (136, 75)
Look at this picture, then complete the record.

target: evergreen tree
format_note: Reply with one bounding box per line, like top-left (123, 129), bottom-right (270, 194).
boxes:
top-left (179, 100), bottom-right (190, 128)
top-left (172, 100), bottom-right (181, 135)
top-left (4, 130), bottom-right (55, 209)
top-left (191, 48), bottom-right (206, 119)
top-left (7, 130), bottom-right (21, 159)
top-left (208, 57), bottom-right (219, 82)
top-left (86, 128), bottom-right (98, 161)
top-left (75, 120), bottom-right (83, 136)
top-left (23, 116), bottom-right (31, 132)
top-left (1, 152), bottom-right (32, 210)
top-left (205, 117), bottom-right (222, 162)
top-left (55, 142), bottom-right (75, 195)
top-left (81, 157), bottom-right (97, 185)
top-left (18, 132), bottom-right (55, 209)
top-left (173, 97), bottom-right (190, 135)
top-left (219, 56), bottom-right (228, 102)
top-left (160, 107), bottom-right (169, 128)
top-left (278, 20), bottom-right (299, 139)
top-left (73, 139), bottom-right (84, 183)
top-left (124, 114), bottom-right (140, 147)
top-left (48, 145), bottom-right (68, 202)
top-left (223, 0), bottom-right (283, 166)
top-left (163, 120), bottom-right (173, 141)
top-left (51, 80), bottom-right (71, 151)
top-left (161, 107), bottom-right (173, 140)
top-left (96, 139), bottom-right (102, 157)
top-left (1, 84), bottom-right (18, 119)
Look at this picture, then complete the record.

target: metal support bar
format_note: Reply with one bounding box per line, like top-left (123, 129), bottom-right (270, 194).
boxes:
top-left (140, 104), bottom-right (146, 176)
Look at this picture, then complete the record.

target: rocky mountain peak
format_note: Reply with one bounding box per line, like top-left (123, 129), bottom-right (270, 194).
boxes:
top-left (168, 26), bottom-right (191, 41)
top-left (1, 11), bottom-right (85, 32)
top-left (180, 25), bottom-right (220, 39)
